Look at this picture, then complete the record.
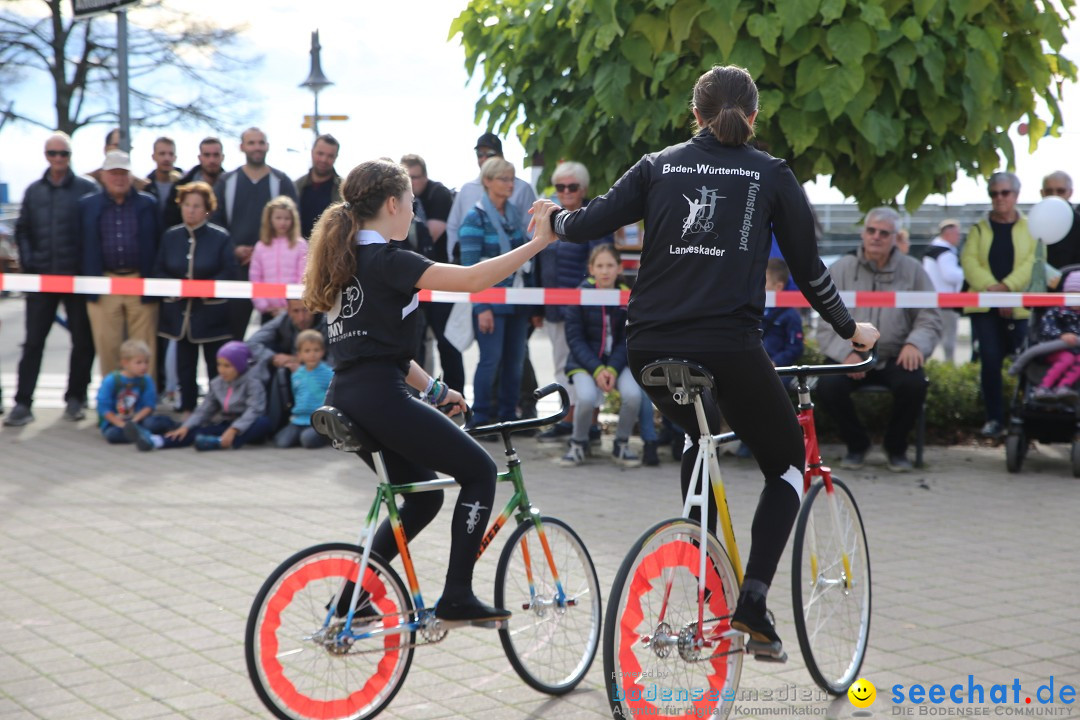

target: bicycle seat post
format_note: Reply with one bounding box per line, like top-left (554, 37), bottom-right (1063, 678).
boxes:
top-left (796, 372), bottom-right (811, 411)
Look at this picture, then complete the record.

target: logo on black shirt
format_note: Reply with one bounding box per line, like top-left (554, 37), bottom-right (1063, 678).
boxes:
top-left (681, 185), bottom-right (723, 240)
top-left (328, 275), bottom-right (364, 323)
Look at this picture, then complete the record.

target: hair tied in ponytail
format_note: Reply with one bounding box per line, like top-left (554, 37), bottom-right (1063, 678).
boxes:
top-left (341, 202), bottom-right (351, 211)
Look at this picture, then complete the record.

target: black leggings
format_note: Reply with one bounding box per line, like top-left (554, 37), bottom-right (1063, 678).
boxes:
top-left (328, 361), bottom-right (498, 599)
top-left (628, 342), bottom-right (804, 588)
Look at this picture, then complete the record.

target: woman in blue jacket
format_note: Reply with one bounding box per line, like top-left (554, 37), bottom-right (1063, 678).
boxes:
top-left (560, 244), bottom-right (643, 468)
top-left (459, 157), bottom-right (533, 426)
top-left (154, 181), bottom-right (237, 413)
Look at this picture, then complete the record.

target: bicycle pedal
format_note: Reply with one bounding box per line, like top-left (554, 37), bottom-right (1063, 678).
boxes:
top-left (746, 639), bottom-right (787, 663)
top-left (437, 618), bottom-right (509, 630)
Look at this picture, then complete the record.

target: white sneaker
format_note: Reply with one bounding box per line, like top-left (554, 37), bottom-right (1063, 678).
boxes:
top-left (557, 440), bottom-right (587, 467)
top-left (613, 440), bottom-right (642, 468)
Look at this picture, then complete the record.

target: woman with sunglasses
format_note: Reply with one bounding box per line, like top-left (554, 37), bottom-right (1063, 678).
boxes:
top-left (961, 171), bottom-right (1040, 438)
top-left (534, 161), bottom-right (613, 446)
top-left (532, 65), bottom-right (879, 658)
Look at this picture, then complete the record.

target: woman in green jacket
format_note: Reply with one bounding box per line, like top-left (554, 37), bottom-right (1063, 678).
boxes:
top-left (961, 171), bottom-right (1037, 438)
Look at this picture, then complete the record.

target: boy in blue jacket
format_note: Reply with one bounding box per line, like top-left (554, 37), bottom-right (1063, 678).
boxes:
top-left (762, 258), bottom-right (804, 367)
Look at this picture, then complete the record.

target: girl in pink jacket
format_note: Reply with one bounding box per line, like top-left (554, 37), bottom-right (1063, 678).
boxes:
top-left (251, 195), bottom-right (308, 323)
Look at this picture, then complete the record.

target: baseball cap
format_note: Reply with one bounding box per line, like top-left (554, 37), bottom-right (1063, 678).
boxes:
top-left (474, 132), bottom-right (503, 156)
top-left (938, 218), bottom-right (960, 232)
top-left (101, 150), bottom-right (132, 172)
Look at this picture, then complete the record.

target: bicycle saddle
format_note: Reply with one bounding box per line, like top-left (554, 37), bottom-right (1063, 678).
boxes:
top-left (311, 406), bottom-right (379, 454)
top-left (639, 359), bottom-right (715, 405)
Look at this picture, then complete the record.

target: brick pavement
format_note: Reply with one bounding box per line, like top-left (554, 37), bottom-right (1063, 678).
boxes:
top-left (2, 410), bottom-right (1080, 719)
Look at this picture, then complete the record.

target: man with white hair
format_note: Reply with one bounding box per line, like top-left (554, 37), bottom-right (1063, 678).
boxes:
top-left (5, 133), bottom-right (98, 426)
top-left (815, 207), bottom-right (943, 472)
top-left (1040, 171), bottom-right (1080, 270)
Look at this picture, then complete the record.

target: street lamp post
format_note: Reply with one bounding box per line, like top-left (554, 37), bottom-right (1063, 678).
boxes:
top-left (300, 30), bottom-right (333, 138)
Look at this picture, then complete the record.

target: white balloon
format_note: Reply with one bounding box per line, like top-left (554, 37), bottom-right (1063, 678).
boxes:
top-left (1027, 195), bottom-right (1074, 245)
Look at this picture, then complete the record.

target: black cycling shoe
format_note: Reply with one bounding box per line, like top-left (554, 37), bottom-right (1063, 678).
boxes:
top-left (434, 594), bottom-right (511, 623)
top-left (731, 597), bottom-right (787, 662)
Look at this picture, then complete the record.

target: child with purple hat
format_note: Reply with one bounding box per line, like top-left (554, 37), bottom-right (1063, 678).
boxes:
top-left (153, 340), bottom-right (272, 450)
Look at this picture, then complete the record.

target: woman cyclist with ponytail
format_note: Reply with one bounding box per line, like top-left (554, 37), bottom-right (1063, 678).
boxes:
top-left (533, 66), bottom-right (879, 657)
top-left (304, 159), bottom-right (557, 622)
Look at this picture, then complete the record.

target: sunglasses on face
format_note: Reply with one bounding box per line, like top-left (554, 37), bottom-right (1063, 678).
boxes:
top-left (46, 150), bottom-right (71, 158)
top-left (554, 183), bottom-right (581, 193)
top-left (477, 151), bottom-right (498, 160)
top-left (864, 226), bottom-right (893, 238)
top-left (989, 189), bottom-right (1014, 198)
top-left (1043, 187), bottom-right (1070, 196)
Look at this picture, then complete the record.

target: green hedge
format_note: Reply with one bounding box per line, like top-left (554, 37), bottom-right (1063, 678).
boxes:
top-left (798, 341), bottom-right (1013, 444)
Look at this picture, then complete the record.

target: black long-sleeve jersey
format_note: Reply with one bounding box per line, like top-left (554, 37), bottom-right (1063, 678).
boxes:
top-left (553, 130), bottom-right (856, 352)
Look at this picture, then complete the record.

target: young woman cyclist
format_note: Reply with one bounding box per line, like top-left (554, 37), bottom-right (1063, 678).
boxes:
top-left (532, 65), bottom-right (880, 657)
top-left (303, 159), bottom-right (558, 622)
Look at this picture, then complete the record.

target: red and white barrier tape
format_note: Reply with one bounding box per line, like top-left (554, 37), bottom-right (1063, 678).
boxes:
top-left (1, 273), bottom-right (1078, 308)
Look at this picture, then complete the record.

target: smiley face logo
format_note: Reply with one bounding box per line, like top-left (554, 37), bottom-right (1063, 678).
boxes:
top-left (848, 678), bottom-right (876, 708)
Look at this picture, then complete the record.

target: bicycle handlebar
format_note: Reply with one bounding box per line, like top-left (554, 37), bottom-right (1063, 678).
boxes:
top-left (465, 382), bottom-right (571, 438)
top-left (775, 348), bottom-right (878, 378)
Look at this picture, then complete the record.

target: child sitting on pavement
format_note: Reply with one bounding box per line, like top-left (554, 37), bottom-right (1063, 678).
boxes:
top-left (737, 259), bottom-right (805, 459)
top-left (156, 341), bottom-right (272, 450)
top-left (97, 339), bottom-right (177, 450)
top-left (559, 244), bottom-right (643, 468)
top-left (1032, 272), bottom-right (1080, 403)
top-left (273, 329), bottom-right (333, 448)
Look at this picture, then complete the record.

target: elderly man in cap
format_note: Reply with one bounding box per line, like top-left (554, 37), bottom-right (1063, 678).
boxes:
top-left (79, 150), bottom-right (161, 376)
top-left (922, 218), bottom-right (965, 363)
top-left (446, 132), bottom-right (538, 263)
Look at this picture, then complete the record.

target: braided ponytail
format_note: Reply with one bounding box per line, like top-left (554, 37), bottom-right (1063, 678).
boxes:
top-left (303, 159), bottom-right (410, 312)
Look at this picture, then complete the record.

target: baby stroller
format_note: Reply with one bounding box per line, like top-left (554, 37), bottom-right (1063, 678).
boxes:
top-left (1005, 264), bottom-right (1080, 476)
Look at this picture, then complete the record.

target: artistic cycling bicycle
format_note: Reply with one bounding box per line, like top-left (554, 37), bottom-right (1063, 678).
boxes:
top-left (603, 354), bottom-right (874, 719)
top-left (245, 383), bottom-right (602, 720)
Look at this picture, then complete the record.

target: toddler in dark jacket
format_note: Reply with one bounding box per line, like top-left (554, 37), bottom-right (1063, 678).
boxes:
top-left (1032, 272), bottom-right (1080, 402)
top-left (762, 258), bottom-right (805, 367)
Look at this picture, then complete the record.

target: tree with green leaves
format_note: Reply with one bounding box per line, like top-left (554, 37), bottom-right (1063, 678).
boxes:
top-left (0, 0), bottom-right (256, 137)
top-left (452, 0), bottom-right (1075, 211)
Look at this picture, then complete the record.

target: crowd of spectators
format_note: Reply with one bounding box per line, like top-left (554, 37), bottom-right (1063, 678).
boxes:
top-left (4, 127), bottom-right (1080, 470)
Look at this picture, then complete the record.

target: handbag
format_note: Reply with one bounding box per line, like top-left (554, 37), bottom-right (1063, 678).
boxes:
top-left (444, 301), bottom-right (474, 353)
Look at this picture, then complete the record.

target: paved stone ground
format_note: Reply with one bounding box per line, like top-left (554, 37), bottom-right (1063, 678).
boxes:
top-left (3, 407), bottom-right (1080, 720)
top-left (3, 295), bottom-right (1079, 719)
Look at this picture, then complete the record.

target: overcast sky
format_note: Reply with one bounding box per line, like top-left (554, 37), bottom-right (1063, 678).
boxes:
top-left (2, 0), bottom-right (1079, 209)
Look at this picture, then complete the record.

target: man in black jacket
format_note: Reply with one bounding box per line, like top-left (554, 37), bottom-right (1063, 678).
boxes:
top-left (1041, 171), bottom-right (1080, 272)
top-left (5, 133), bottom-right (98, 426)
